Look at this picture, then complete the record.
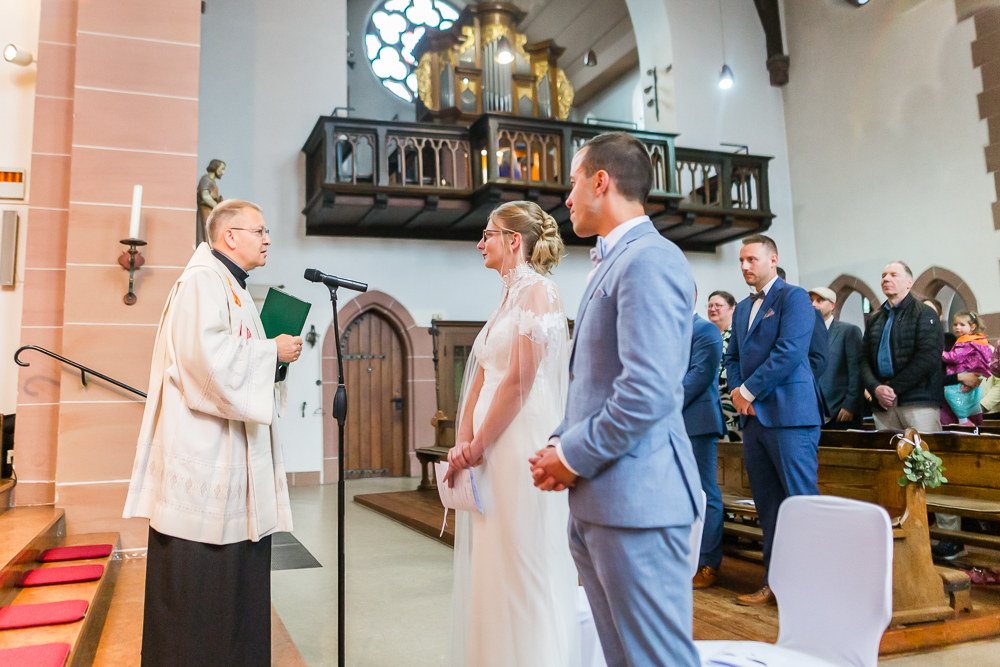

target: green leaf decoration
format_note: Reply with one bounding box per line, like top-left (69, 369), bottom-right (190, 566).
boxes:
top-left (898, 447), bottom-right (947, 489)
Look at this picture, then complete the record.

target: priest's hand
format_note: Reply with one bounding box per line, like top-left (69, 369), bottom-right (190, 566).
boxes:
top-left (276, 334), bottom-right (303, 364)
top-left (530, 447), bottom-right (576, 492)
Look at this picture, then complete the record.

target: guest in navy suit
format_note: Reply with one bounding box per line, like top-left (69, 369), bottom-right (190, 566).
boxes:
top-left (724, 235), bottom-right (823, 606)
top-left (685, 305), bottom-right (727, 589)
top-left (778, 267), bottom-right (829, 382)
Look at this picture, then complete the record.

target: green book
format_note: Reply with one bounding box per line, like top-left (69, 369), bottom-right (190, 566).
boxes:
top-left (260, 287), bottom-right (312, 348)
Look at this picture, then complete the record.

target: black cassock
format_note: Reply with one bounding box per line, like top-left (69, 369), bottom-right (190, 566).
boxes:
top-left (141, 527), bottom-right (272, 667)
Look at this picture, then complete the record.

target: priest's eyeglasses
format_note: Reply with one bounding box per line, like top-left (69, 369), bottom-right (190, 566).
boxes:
top-left (230, 227), bottom-right (270, 239)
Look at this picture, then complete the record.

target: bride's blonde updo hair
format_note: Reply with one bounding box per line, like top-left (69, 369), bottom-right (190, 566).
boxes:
top-left (489, 201), bottom-right (564, 275)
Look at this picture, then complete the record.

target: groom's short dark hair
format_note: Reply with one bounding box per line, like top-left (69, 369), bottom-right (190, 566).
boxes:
top-left (579, 132), bottom-right (654, 204)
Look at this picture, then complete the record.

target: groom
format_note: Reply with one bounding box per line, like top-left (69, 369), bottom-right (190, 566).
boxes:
top-left (531, 132), bottom-right (702, 666)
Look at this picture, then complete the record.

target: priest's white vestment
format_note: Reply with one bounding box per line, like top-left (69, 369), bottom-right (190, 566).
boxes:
top-left (123, 242), bottom-right (292, 544)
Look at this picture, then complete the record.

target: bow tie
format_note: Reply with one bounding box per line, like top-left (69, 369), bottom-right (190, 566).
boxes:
top-left (750, 290), bottom-right (766, 302)
top-left (590, 237), bottom-right (609, 268)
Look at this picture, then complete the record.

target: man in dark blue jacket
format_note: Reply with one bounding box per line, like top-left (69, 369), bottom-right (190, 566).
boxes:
top-left (809, 287), bottom-right (863, 429)
top-left (684, 307), bottom-right (726, 589)
top-left (725, 235), bottom-right (824, 606)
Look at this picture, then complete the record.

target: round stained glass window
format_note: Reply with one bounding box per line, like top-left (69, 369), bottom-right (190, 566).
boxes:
top-left (365, 0), bottom-right (460, 102)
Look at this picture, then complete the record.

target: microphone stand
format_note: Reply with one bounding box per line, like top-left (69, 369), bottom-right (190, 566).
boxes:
top-left (327, 284), bottom-right (348, 667)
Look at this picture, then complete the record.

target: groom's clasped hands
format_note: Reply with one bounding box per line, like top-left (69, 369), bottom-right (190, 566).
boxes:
top-left (529, 447), bottom-right (577, 492)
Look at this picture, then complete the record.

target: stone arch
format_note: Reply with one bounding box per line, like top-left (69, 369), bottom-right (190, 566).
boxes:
top-left (321, 290), bottom-right (436, 482)
top-left (828, 274), bottom-right (880, 320)
top-left (912, 266), bottom-right (979, 315)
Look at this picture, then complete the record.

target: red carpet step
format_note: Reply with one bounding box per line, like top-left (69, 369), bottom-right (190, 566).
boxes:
top-left (0, 642), bottom-right (71, 667)
top-left (0, 600), bottom-right (89, 630)
top-left (21, 564), bottom-right (104, 587)
top-left (38, 544), bottom-right (113, 563)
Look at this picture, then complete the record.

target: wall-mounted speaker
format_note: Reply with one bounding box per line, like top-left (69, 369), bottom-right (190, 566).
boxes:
top-left (1, 210), bottom-right (18, 287)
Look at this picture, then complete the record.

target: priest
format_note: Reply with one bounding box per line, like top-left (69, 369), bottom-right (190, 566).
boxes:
top-left (123, 199), bottom-right (303, 667)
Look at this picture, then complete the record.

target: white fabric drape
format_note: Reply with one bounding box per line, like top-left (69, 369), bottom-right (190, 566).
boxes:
top-left (447, 262), bottom-right (579, 667)
top-left (123, 243), bottom-right (292, 545)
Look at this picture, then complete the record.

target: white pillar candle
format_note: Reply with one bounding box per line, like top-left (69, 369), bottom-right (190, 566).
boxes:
top-left (128, 184), bottom-right (143, 239)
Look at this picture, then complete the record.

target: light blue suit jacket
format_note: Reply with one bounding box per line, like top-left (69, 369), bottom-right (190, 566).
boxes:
top-left (554, 221), bottom-right (702, 529)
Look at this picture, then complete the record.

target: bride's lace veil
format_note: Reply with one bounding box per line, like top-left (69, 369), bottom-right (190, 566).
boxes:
top-left (446, 202), bottom-right (570, 666)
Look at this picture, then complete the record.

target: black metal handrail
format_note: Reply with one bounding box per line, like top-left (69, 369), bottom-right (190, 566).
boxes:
top-left (14, 345), bottom-right (147, 399)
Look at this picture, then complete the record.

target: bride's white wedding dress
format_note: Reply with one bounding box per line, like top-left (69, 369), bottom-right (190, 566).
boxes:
top-left (448, 263), bottom-right (580, 667)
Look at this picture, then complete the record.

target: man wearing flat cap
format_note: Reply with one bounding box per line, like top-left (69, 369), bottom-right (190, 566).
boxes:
top-left (809, 287), bottom-right (864, 430)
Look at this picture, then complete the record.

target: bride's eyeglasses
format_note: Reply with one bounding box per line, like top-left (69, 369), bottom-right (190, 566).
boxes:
top-left (482, 229), bottom-right (519, 243)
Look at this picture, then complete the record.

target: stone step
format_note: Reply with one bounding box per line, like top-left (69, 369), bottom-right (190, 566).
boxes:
top-left (0, 506), bottom-right (66, 607)
top-left (0, 532), bottom-right (121, 667)
top-left (0, 480), bottom-right (13, 515)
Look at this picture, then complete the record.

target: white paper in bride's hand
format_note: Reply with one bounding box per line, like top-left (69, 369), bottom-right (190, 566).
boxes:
top-left (434, 462), bottom-right (483, 537)
top-left (435, 462), bottom-right (483, 513)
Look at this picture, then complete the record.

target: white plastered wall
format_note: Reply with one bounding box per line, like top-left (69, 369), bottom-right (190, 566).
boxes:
top-left (199, 0), bottom-right (802, 473)
top-left (0, 0), bottom-right (41, 415)
top-left (783, 0), bottom-right (997, 310)
top-left (624, 0), bottom-right (802, 308)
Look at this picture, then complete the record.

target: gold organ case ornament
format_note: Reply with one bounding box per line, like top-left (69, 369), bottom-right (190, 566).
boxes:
top-left (412, 1), bottom-right (574, 122)
top-left (415, 53), bottom-right (435, 109)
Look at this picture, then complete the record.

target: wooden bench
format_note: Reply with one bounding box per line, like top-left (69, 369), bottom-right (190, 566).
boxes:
top-left (716, 430), bottom-right (974, 625)
top-left (820, 429), bottom-right (1000, 535)
top-left (414, 411), bottom-right (455, 491)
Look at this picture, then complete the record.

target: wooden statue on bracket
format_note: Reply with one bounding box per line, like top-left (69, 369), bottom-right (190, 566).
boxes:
top-left (196, 159), bottom-right (226, 245)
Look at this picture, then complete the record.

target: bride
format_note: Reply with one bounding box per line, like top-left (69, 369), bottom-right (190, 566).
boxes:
top-left (444, 201), bottom-right (579, 666)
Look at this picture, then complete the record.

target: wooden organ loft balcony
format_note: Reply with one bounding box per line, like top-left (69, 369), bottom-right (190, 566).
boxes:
top-left (302, 114), bottom-right (774, 252)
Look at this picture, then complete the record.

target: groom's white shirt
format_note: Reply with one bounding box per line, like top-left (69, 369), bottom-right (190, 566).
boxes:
top-left (552, 214), bottom-right (651, 475)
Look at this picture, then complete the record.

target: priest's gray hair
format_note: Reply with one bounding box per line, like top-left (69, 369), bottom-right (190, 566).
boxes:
top-left (205, 199), bottom-right (263, 246)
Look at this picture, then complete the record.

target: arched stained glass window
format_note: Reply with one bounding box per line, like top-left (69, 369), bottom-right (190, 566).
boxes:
top-left (366, 0), bottom-right (460, 102)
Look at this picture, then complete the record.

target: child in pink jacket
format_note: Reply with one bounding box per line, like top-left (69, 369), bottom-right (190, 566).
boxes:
top-left (943, 311), bottom-right (992, 424)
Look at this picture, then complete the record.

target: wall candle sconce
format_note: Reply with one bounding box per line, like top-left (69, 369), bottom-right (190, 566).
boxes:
top-left (118, 184), bottom-right (145, 305)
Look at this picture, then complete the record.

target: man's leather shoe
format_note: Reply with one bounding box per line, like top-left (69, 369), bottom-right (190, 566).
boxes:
top-left (735, 586), bottom-right (776, 606)
top-left (692, 566), bottom-right (718, 589)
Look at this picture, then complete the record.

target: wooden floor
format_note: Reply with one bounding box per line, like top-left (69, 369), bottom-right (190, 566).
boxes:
top-left (355, 489), bottom-right (456, 546)
top-left (355, 488), bottom-right (1000, 657)
top-left (92, 555), bottom-right (307, 666)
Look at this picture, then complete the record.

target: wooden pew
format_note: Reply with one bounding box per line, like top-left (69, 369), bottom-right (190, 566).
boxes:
top-left (414, 411), bottom-right (455, 491)
top-left (716, 429), bottom-right (994, 625)
top-left (819, 430), bottom-right (1000, 541)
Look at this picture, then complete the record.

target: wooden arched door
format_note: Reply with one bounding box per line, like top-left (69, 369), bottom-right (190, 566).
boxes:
top-left (342, 311), bottom-right (407, 478)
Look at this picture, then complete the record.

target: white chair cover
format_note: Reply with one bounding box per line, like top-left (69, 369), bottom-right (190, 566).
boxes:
top-left (698, 495), bottom-right (893, 667)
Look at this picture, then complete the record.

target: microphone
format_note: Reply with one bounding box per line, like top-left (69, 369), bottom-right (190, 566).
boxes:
top-left (303, 268), bottom-right (368, 293)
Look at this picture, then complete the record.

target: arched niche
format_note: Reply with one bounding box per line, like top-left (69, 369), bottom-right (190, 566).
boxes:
top-left (912, 267), bottom-right (979, 319)
top-left (828, 274), bottom-right (880, 328)
top-left (321, 290), bottom-right (435, 482)
top-left (623, 0), bottom-right (677, 132)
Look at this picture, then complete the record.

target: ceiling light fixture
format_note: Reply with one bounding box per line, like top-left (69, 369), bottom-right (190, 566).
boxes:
top-left (717, 0), bottom-right (733, 90)
top-left (584, 49), bottom-right (597, 67)
top-left (3, 45), bottom-right (33, 67)
top-left (495, 36), bottom-right (514, 65)
top-left (719, 64), bottom-right (734, 90)
top-left (845, 0), bottom-right (870, 5)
